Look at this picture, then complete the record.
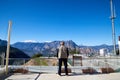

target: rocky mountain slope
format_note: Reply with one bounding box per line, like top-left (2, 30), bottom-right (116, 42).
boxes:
top-left (12, 40), bottom-right (118, 57)
top-left (12, 40), bottom-right (79, 57)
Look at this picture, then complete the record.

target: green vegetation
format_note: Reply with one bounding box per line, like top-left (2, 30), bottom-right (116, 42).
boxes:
top-left (31, 53), bottom-right (43, 58)
top-left (69, 49), bottom-right (79, 54)
top-left (34, 58), bottom-right (48, 66)
top-left (30, 53), bottom-right (48, 66)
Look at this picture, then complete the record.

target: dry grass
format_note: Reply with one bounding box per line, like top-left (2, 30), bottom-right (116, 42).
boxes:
top-left (101, 67), bottom-right (114, 73)
top-left (24, 58), bottom-right (58, 66)
top-left (13, 68), bottom-right (28, 74)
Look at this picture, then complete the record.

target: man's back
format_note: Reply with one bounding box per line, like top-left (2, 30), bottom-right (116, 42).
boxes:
top-left (57, 41), bottom-right (69, 76)
top-left (58, 46), bottom-right (68, 58)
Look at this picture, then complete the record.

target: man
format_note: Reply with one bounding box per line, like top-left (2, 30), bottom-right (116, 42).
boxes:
top-left (57, 41), bottom-right (69, 76)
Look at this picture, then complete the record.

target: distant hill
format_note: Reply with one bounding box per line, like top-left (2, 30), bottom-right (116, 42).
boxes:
top-left (0, 39), bottom-right (7, 46)
top-left (80, 44), bottom-right (119, 52)
top-left (12, 40), bottom-right (79, 57)
top-left (0, 39), bottom-right (30, 58)
top-left (0, 46), bottom-right (30, 58)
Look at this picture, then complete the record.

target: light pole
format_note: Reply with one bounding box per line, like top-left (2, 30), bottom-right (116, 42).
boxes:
top-left (5, 20), bottom-right (12, 74)
top-left (110, 0), bottom-right (116, 55)
top-left (118, 36), bottom-right (120, 55)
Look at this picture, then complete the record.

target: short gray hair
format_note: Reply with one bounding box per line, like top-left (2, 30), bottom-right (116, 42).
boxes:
top-left (60, 41), bottom-right (65, 45)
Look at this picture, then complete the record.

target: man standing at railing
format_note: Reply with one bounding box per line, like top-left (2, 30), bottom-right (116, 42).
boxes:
top-left (57, 41), bottom-right (69, 76)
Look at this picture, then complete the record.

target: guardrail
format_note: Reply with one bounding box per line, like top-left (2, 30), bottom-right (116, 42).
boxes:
top-left (0, 56), bottom-right (120, 74)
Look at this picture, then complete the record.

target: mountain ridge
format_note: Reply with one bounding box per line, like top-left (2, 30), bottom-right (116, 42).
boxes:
top-left (12, 40), bottom-right (79, 57)
top-left (0, 39), bottom-right (118, 57)
top-left (0, 39), bottom-right (30, 58)
top-left (12, 40), bottom-right (119, 57)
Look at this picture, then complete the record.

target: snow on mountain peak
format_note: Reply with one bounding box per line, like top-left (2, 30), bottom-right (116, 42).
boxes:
top-left (23, 40), bottom-right (38, 43)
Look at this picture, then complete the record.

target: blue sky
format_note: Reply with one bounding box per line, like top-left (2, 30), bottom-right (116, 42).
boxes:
top-left (0, 0), bottom-right (120, 46)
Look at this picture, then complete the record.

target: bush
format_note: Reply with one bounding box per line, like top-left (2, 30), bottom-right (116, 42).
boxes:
top-left (32, 53), bottom-right (42, 58)
top-left (13, 68), bottom-right (28, 74)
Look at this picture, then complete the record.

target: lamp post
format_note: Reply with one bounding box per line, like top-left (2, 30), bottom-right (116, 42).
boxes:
top-left (110, 0), bottom-right (116, 55)
top-left (5, 20), bottom-right (12, 74)
top-left (118, 36), bottom-right (120, 55)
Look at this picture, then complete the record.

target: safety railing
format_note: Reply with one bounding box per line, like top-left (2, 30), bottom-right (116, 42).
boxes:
top-left (0, 56), bottom-right (120, 74)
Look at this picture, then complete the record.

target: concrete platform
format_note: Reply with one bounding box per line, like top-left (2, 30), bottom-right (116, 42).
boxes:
top-left (5, 72), bottom-right (120, 80)
top-left (5, 73), bottom-right (40, 80)
top-left (38, 73), bottom-right (120, 80)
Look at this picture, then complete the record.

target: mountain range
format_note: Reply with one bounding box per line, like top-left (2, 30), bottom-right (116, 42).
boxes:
top-left (80, 44), bottom-right (118, 52)
top-left (12, 40), bottom-right (80, 57)
top-left (0, 39), bottom-right (119, 57)
top-left (12, 40), bottom-right (119, 57)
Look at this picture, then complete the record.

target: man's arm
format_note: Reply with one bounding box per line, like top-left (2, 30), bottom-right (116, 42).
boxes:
top-left (56, 49), bottom-right (58, 58)
top-left (67, 48), bottom-right (69, 57)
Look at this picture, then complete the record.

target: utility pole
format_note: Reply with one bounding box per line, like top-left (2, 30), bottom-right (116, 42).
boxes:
top-left (110, 0), bottom-right (116, 55)
top-left (5, 20), bottom-right (12, 74)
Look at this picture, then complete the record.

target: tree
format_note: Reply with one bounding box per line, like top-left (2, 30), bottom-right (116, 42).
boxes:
top-left (69, 49), bottom-right (79, 54)
top-left (32, 53), bottom-right (43, 58)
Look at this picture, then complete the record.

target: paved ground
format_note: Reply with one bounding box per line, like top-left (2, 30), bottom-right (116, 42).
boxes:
top-left (38, 73), bottom-right (120, 80)
top-left (5, 73), bottom-right (39, 80)
top-left (5, 72), bottom-right (120, 80)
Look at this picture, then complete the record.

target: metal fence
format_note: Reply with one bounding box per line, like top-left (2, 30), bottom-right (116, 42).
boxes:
top-left (0, 56), bottom-right (120, 73)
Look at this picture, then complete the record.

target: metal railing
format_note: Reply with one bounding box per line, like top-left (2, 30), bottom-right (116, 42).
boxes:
top-left (0, 56), bottom-right (120, 73)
